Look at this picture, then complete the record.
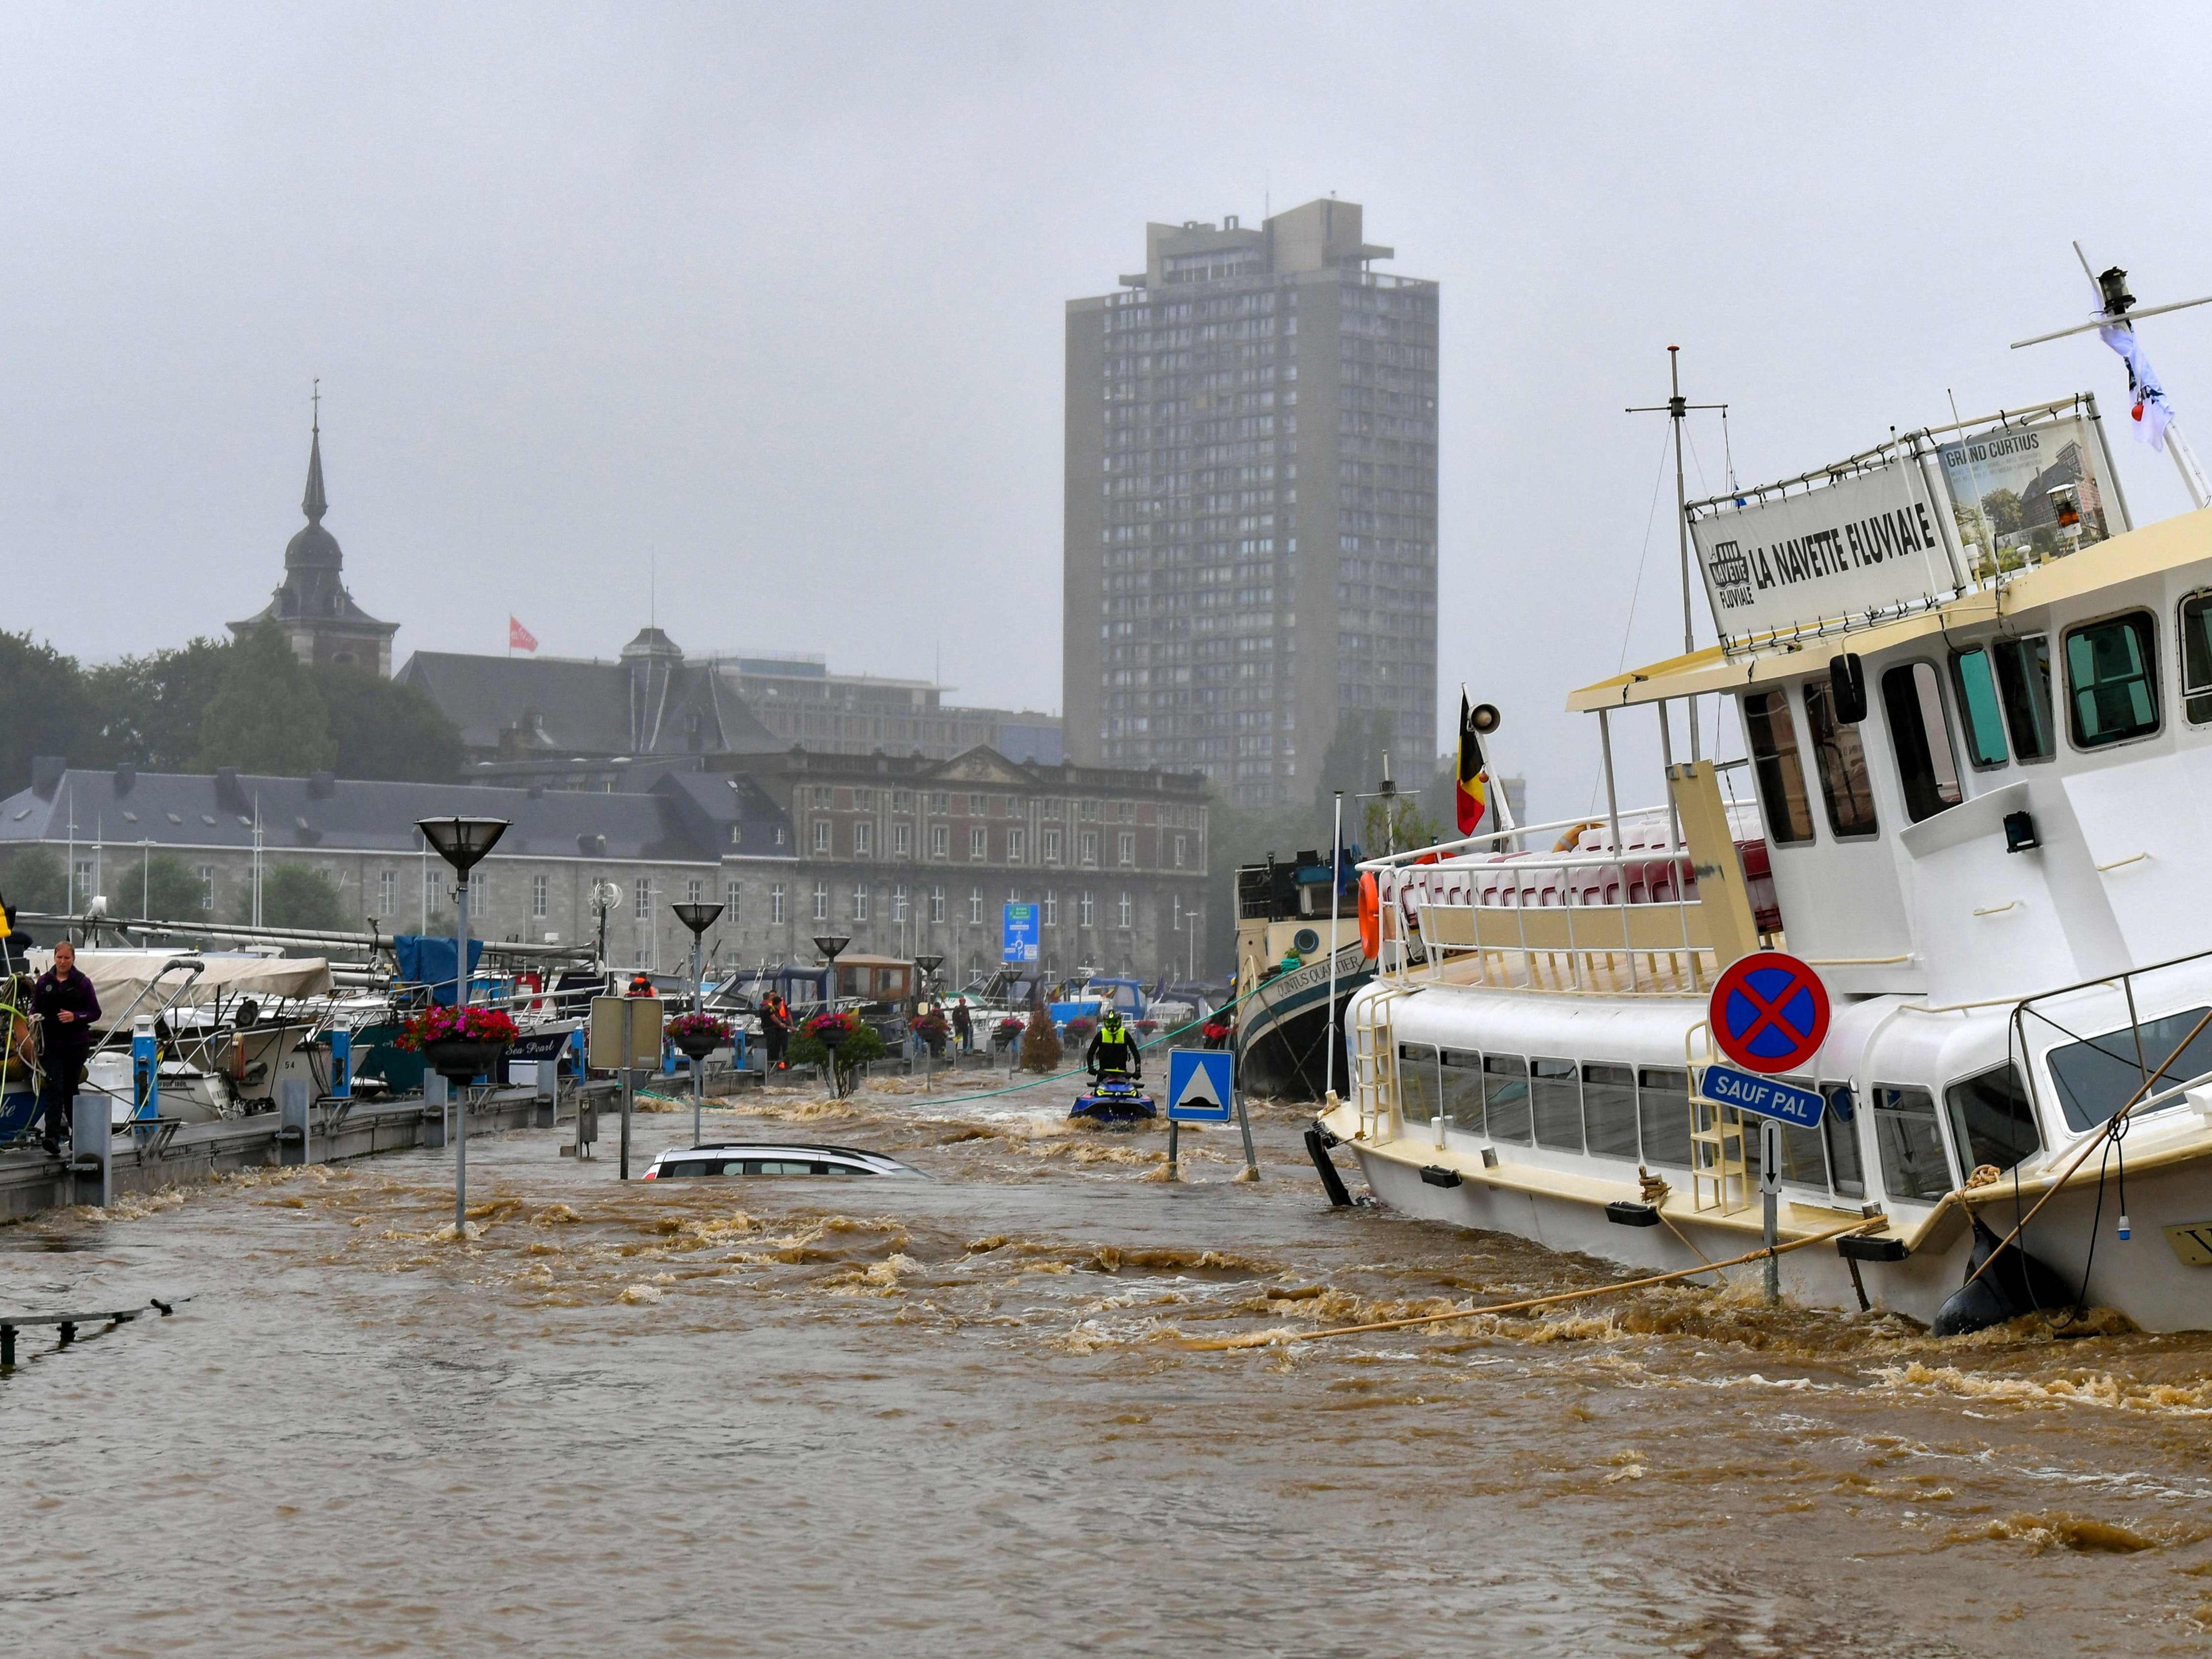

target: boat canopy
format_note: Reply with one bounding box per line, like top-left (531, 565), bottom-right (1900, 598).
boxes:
top-left (21, 948), bottom-right (334, 1029)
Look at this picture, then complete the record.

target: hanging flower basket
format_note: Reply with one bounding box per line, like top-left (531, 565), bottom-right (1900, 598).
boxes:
top-left (667, 1012), bottom-right (731, 1060)
top-left (806, 1010), bottom-right (854, 1050)
top-left (400, 1004), bottom-right (520, 1083)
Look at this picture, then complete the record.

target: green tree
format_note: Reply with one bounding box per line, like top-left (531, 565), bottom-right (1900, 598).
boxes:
top-left (0, 846), bottom-right (67, 913)
top-left (314, 665), bottom-right (465, 782)
top-left (252, 863), bottom-right (349, 932)
top-left (1983, 487), bottom-right (2026, 539)
top-left (1201, 788), bottom-right (1315, 981)
top-left (1312, 709), bottom-right (1402, 842)
top-left (195, 623), bottom-right (335, 776)
top-left (0, 631), bottom-right (93, 793)
top-left (108, 854), bottom-right (208, 921)
top-left (86, 638), bottom-right (237, 770)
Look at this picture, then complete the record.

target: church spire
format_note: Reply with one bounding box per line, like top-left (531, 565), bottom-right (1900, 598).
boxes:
top-left (302, 379), bottom-right (327, 524)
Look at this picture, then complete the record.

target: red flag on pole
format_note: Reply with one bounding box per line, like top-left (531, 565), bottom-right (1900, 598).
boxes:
top-left (508, 616), bottom-right (539, 653)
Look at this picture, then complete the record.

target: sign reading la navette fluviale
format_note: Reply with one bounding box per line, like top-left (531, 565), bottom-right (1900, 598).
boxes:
top-left (1690, 458), bottom-right (1958, 644)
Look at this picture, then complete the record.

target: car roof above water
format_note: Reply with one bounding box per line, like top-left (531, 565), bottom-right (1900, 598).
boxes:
top-left (650, 1142), bottom-right (923, 1175)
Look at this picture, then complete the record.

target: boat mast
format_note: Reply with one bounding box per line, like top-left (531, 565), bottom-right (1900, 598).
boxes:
top-left (1628, 348), bottom-right (1726, 762)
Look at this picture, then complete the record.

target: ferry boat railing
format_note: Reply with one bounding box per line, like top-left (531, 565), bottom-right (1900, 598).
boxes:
top-left (2004, 943), bottom-right (2212, 1150)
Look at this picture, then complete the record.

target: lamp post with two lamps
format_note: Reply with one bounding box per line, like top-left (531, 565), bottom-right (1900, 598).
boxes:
top-left (813, 934), bottom-right (851, 1095)
top-left (416, 816), bottom-right (509, 1236)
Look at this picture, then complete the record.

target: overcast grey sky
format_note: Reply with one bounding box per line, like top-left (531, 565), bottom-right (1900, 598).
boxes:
top-left (6, 2), bottom-right (2212, 815)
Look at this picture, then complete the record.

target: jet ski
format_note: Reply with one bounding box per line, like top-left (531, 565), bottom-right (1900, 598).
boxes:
top-left (1069, 1074), bottom-right (1156, 1125)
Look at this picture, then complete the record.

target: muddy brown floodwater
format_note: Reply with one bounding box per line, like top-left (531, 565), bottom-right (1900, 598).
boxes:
top-left (7, 1068), bottom-right (2212, 1657)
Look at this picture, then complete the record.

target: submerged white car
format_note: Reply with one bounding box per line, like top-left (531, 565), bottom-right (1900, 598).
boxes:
top-left (642, 1142), bottom-right (925, 1180)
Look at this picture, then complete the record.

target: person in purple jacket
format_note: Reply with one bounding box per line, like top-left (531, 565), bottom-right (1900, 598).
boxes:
top-left (33, 941), bottom-right (100, 1156)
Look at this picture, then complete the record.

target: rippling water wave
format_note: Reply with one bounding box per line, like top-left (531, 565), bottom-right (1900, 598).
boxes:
top-left (7, 1073), bottom-right (2212, 1656)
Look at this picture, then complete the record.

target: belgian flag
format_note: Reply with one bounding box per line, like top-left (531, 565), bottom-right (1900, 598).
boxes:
top-left (1455, 691), bottom-right (1488, 835)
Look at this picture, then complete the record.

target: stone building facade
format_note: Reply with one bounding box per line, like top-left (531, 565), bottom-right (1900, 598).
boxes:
top-left (0, 747), bottom-right (1209, 986)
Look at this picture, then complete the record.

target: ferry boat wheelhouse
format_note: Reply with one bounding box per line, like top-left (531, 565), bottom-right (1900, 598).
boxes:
top-left (1325, 391), bottom-right (2212, 1333)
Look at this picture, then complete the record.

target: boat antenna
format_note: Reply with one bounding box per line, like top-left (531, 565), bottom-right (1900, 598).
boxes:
top-left (1627, 346), bottom-right (1727, 762)
top-left (2011, 241), bottom-right (2212, 507)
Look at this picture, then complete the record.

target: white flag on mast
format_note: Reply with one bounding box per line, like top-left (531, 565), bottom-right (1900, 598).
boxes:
top-left (2100, 323), bottom-right (2176, 451)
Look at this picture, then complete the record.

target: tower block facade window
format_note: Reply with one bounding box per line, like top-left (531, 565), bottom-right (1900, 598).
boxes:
top-left (228, 393), bottom-right (401, 676)
top-left (1064, 199), bottom-right (1439, 807)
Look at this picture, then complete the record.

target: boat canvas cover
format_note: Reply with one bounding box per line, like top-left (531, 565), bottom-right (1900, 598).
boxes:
top-left (23, 949), bottom-right (334, 1029)
top-left (394, 934), bottom-right (487, 1005)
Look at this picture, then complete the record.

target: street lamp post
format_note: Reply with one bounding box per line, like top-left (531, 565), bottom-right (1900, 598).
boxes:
top-left (915, 951), bottom-right (944, 1089)
top-left (812, 934), bottom-right (850, 1095)
top-left (672, 900), bottom-right (725, 1148)
top-left (416, 816), bottom-right (509, 1236)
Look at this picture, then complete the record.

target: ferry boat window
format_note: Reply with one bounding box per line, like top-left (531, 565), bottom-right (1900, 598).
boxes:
top-left (1440, 1048), bottom-right (1484, 1132)
top-left (1991, 635), bottom-right (2056, 761)
top-left (1819, 1082), bottom-right (1866, 1199)
top-left (2045, 1006), bottom-right (2212, 1132)
top-left (1948, 646), bottom-right (2009, 768)
top-left (1531, 1058), bottom-right (1583, 1153)
top-left (1482, 1054), bottom-right (1532, 1145)
top-left (1636, 1066), bottom-right (1693, 1169)
top-left (1397, 1042), bottom-right (1439, 1125)
top-left (1942, 1064), bottom-right (2041, 1176)
top-left (1768, 1080), bottom-right (1830, 1185)
top-left (2179, 592), bottom-right (2212, 723)
top-left (1580, 1062), bottom-right (1639, 1160)
top-left (1870, 1084), bottom-right (1955, 1203)
top-left (1879, 663), bottom-right (1964, 822)
top-left (2063, 611), bottom-right (2160, 749)
top-left (1740, 691), bottom-right (1814, 845)
top-left (1803, 680), bottom-right (1879, 838)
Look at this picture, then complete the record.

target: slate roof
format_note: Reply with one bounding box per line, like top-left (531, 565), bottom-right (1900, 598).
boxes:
top-left (396, 652), bottom-right (784, 759)
top-left (0, 766), bottom-right (791, 866)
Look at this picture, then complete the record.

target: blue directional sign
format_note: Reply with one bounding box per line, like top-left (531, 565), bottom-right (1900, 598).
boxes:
top-left (1167, 1049), bottom-right (1234, 1122)
top-left (1700, 1063), bottom-right (1826, 1130)
top-left (1002, 902), bottom-right (1039, 964)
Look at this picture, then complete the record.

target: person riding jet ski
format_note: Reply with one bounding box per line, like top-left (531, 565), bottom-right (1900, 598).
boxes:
top-left (1085, 1008), bottom-right (1141, 1084)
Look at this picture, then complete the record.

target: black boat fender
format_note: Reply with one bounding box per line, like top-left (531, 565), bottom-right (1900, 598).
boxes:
top-left (1933, 1215), bottom-right (2077, 1336)
top-left (1305, 1124), bottom-right (1353, 1207)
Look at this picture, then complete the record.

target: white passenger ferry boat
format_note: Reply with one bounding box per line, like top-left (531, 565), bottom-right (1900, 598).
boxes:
top-left (1323, 375), bottom-right (2212, 1334)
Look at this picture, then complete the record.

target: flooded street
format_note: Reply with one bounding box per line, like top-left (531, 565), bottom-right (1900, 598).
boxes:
top-left (8, 1073), bottom-right (2212, 1657)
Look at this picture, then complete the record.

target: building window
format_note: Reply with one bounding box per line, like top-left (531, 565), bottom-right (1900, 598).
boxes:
top-left (1116, 892), bottom-right (1132, 929)
top-left (1172, 894), bottom-right (1182, 931)
top-left (1081, 830), bottom-right (1099, 866)
top-left (771, 883), bottom-right (786, 924)
top-left (1007, 828), bottom-right (1026, 863)
top-left (854, 821), bottom-right (873, 857)
top-left (1042, 828), bottom-right (1062, 863)
top-left (811, 881), bottom-right (828, 922)
top-left (74, 859), bottom-right (92, 902)
top-left (1119, 801), bottom-right (1135, 822)
top-left (970, 827), bottom-right (988, 860)
top-left (1043, 890), bottom-right (1059, 926)
top-left (855, 788), bottom-right (874, 810)
top-left (930, 885), bottom-right (945, 923)
top-left (892, 823), bottom-right (912, 858)
top-left (1082, 799), bottom-right (1100, 820)
top-left (1117, 832), bottom-right (1135, 866)
top-left (532, 874), bottom-right (549, 919)
top-left (1079, 891), bottom-right (1095, 928)
top-left (1173, 834), bottom-right (1186, 868)
top-left (930, 791), bottom-right (949, 814)
top-left (892, 883), bottom-right (908, 923)
top-left (726, 880), bottom-right (741, 923)
top-left (853, 884), bottom-right (869, 923)
top-left (968, 888), bottom-right (983, 925)
top-left (893, 790), bottom-right (913, 813)
top-left (969, 793), bottom-right (986, 816)
top-left (377, 869), bottom-right (397, 916)
top-left (811, 786), bottom-right (833, 809)
top-left (634, 878), bottom-right (651, 920)
top-left (813, 819), bottom-right (831, 854)
top-left (686, 877), bottom-right (703, 905)
top-left (199, 865), bottom-right (217, 912)
top-left (930, 824), bottom-right (949, 859)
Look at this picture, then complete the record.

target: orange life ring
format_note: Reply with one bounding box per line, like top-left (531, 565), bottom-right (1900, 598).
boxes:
top-left (1358, 870), bottom-right (1381, 959)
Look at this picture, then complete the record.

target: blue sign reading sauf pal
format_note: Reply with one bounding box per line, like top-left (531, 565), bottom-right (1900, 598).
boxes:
top-left (1699, 1063), bottom-right (1826, 1129)
top-left (1002, 902), bottom-right (1039, 964)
